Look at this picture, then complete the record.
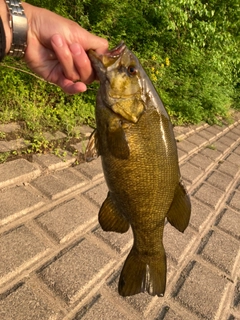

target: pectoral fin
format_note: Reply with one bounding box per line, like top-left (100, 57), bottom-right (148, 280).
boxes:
top-left (85, 129), bottom-right (99, 162)
top-left (99, 192), bottom-right (130, 233)
top-left (166, 182), bottom-right (191, 232)
top-left (107, 118), bottom-right (130, 159)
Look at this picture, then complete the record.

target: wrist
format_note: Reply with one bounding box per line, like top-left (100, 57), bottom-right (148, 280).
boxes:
top-left (0, 0), bottom-right (12, 53)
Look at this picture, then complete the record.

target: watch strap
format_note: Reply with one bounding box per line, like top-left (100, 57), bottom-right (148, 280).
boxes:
top-left (5, 0), bottom-right (28, 58)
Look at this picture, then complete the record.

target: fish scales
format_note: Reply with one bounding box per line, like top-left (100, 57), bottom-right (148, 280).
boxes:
top-left (87, 42), bottom-right (191, 297)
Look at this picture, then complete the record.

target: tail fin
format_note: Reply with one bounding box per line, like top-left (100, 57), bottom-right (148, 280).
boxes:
top-left (118, 247), bottom-right (166, 297)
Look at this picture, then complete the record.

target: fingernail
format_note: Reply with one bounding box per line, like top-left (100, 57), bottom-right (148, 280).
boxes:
top-left (70, 43), bottom-right (82, 56)
top-left (52, 34), bottom-right (63, 47)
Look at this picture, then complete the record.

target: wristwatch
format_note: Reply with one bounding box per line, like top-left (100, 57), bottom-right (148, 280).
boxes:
top-left (5, 0), bottom-right (28, 58)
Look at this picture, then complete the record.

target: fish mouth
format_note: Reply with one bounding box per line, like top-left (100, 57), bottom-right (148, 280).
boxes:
top-left (88, 41), bottom-right (126, 68)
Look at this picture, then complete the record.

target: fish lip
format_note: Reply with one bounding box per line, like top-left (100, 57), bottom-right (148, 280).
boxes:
top-left (88, 41), bottom-right (126, 63)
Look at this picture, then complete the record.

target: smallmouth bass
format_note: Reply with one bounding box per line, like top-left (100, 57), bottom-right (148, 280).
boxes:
top-left (87, 42), bottom-right (191, 297)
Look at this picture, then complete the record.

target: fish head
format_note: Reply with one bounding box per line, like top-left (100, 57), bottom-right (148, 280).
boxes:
top-left (88, 42), bottom-right (145, 123)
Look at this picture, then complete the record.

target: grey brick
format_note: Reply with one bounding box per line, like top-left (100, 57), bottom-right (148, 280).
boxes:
top-left (75, 157), bottom-right (103, 180)
top-left (180, 162), bottom-right (203, 184)
top-left (0, 122), bottom-right (20, 133)
top-left (218, 136), bottom-right (236, 148)
top-left (156, 305), bottom-right (198, 320)
top-left (185, 134), bottom-right (208, 148)
top-left (93, 226), bottom-right (132, 254)
top-left (206, 125), bottom-right (223, 136)
top-left (214, 139), bottom-right (231, 153)
top-left (234, 144), bottom-right (240, 156)
top-left (75, 294), bottom-right (129, 320)
top-left (225, 131), bottom-right (240, 142)
top-left (233, 280), bottom-right (240, 313)
top-left (0, 226), bottom-right (47, 279)
top-left (193, 183), bottom-right (224, 209)
top-left (0, 283), bottom-right (63, 320)
top-left (33, 152), bottom-right (75, 170)
top-left (197, 230), bottom-right (239, 275)
top-left (0, 159), bottom-right (41, 189)
top-left (36, 198), bottom-right (96, 243)
top-left (39, 239), bottom-right (113, 304)
top-left (189, 153), bottom-right (213, 171)
top-left (226, 153), bottom-right (240, 166)
top-left (217, 208), bottom-right (240, 240)
top-left (189, 198), bottom-right (213, 232)
top-left (177, 148), bottom-right (187, 162)
top-left (0, 141), bottom-right (9, 152)
top-left (53, 168), bottom-right (86, 190)
top-left (0, 186), bottom-right (44, 225)
top-left (3, 138), bottom-right (27, 151)
top-left (177, 139), bottom-right (198, 154)
top-left (217, 160), bottom-right (239, 177)
top-left (84, 182), bottom-right (108, 207)
top-left (174, 261), bottom-right (228, 320)
top-left (206, 170), bottom-right (233, 191)
top-left (200, 147), bottom-right (222, 161)
top-left (31, 171), bottom-right (85, 200)
top-left (198, 128), bottom-right (216, 141)
top-left (163, 223), bottom-right (196, 264)
top-left (229, 191), bottom-right (240, 211)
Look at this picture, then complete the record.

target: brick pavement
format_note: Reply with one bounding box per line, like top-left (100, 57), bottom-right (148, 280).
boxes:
top-left (0, 120), bottom-right (240, 320)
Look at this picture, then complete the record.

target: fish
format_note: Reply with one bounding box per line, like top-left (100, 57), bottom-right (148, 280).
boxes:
top-left (86, 42), bottom-right (191, 297)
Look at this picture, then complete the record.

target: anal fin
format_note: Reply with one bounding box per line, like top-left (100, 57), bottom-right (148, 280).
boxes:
top-left (166, 181), bottom-right (191, 232)
top-left (99, 192), bottom-right (129, 233)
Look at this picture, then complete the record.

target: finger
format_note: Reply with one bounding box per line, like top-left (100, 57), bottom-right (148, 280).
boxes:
top-left (51, 34), bottom-right (80, 81)
top-left (70, 43), bottom-right (95, 84)
top-left (75, 27), bottom-right (109, 54)
top-left (57, 76), bottom-right (87, 94)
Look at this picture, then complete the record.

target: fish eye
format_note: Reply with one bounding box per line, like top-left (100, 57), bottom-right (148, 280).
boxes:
top-left (127, 66), bottom-right (137, 76)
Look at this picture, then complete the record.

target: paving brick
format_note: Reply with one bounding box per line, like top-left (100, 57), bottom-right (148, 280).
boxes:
top-left (33, 152), bottom-right (75, 170)
top-left (163, 223), bottom-right (196, 265)
top-left (229, 191), bottom-right (240, 212)
top-left (185, 134), bottom-right (208, 148)
top-left (226, 153), bottom-right (240, 166)
top-left (36, 197), bottom-right (96, 243)
top-left (217, 160), bottom-right (240, 178)
top-left (206, 170), bottom-right (233, 191)
top-left (3, 138), bottom-right (28, 151)
top-left (234, 144), bottom-right (240, 156)
top-left (0, 141), bottom-right (11, 152)
top-left (197, 230), bottom-right (239, 276)
top-left (0, 225), bottom-right (47, 279)
top-left (0, 186), bottom-right (44, 225)
top-left (93, 226), bottom-right (132, 254)
top-left (84, 182), bottom-right (108, 207)
top-left (216, 208), bottom-right (240, 240)
top-left (53, 168), bottom-right (86, 190)
top-left (0, 159), bottom-right (41, 189)
top-left (233, 280), bottom-right (240, 313)
top-left (193, 183), bottom-right (224, 209)
top-left (173, 261), bottom-right (228, 320)
top-left (189, 198), bottom-right (213, 232)
top-left (0, 122), bottom-right (20, 133)
top-left (205, 125), bottom-right (223, 136)
top-left (180, 162), bottom-right (203, 184)
top-left (189, 153), bottom-right (213, 171)
top-left (75, 294), bottom-right (129, 320)
top-left (200, 147), bottom-right (222, 162)
top-left (39, 239), bottom-right (113, 304)
top-left (177, 139), bottom-right (198, 154)
top-left (225, 131), bottom-right (240, 142)
top-left (31, 171), bottom-right (85, 200)
top-left (156, 305), bottom-right (199, 320)
top-left (75, 157), bottom-right (103, 180)
top-left (218, 136), bottom-right (236, 148)
top-left (214, 139), bottom-right (231, 153)
top-left (177, 148), bottom-right (187, 162)
top-left (0, 283), bottom-right (63, 320)
top-left (198, 128), bottom-right (216, 141)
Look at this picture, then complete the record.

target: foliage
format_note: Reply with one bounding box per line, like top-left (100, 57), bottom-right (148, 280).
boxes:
top-left (0, 0), bottom-right (239, 146)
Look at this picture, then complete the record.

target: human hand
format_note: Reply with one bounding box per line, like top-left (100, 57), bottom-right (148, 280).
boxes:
top-left (22, 3), bottom-right (108, 94)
